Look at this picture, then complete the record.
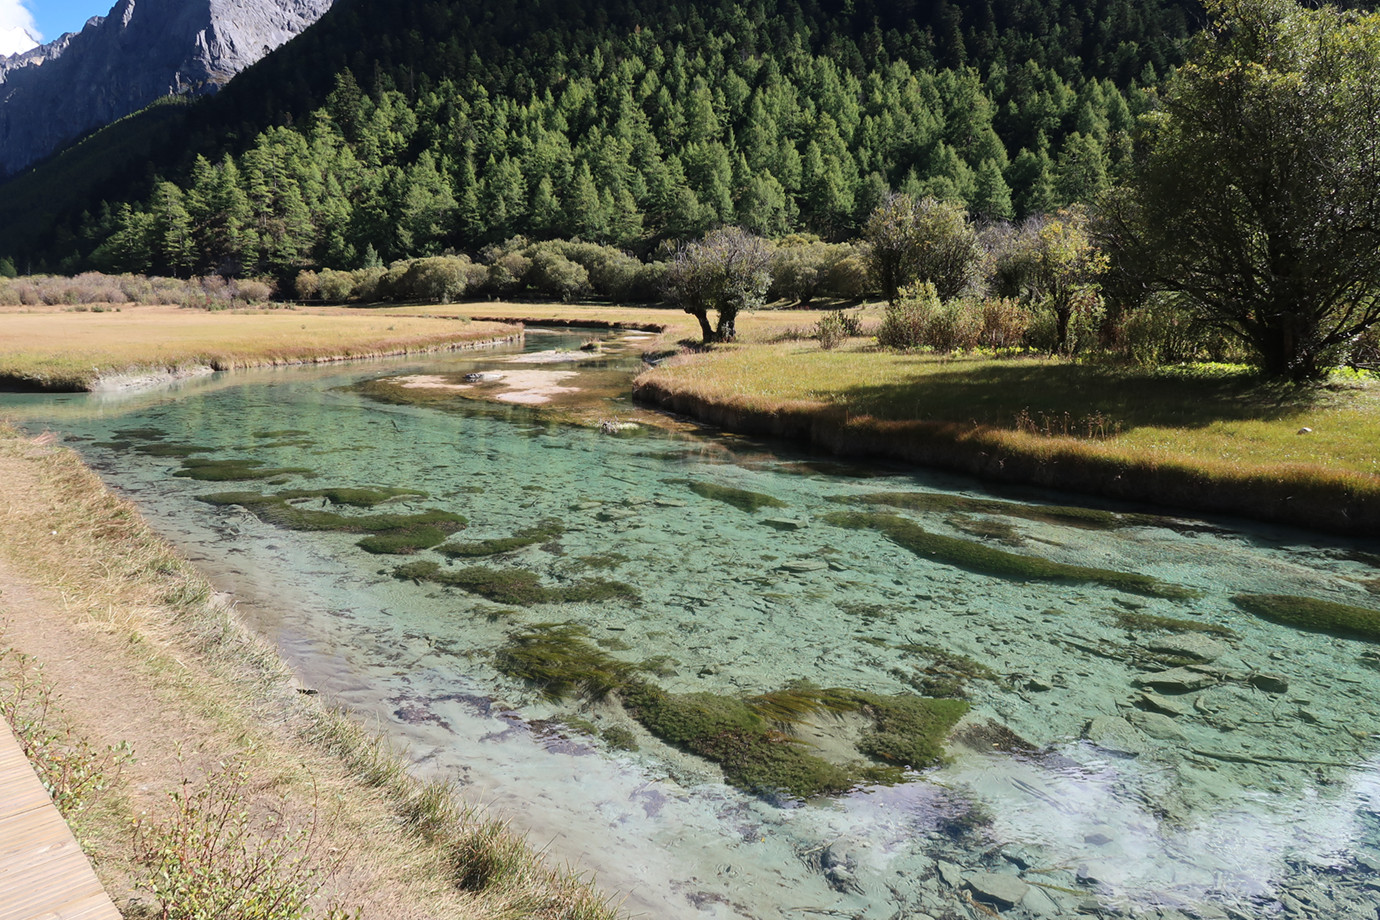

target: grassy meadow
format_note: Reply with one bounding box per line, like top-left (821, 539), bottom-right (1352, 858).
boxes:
top-left (632, 339), bottom-right (1380, 534)
top-left (0, 303), bottom-right (520, 390)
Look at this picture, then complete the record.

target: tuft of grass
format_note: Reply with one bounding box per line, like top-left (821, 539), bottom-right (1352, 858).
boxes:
top-left (439, 520), bottom-right (565, 557)
top-left (672, 479), bottom-right (788, 512)
top-left (174, 458), bottom-right (315, 482)
top-left (494, 624), bottom-right (643, 700)
top-left (393, 562), bottom-right (640, 607)
top-left (1233, 593), bottom-right (1380, 642)
top-left (824, 510), bottom-right (1199, 600)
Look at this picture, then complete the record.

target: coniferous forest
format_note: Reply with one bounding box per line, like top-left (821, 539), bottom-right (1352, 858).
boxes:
top-left (0, 0), bottom-right (1200, 279)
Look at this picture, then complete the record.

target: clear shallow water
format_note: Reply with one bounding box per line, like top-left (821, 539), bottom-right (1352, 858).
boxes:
top-left (6, 331), bottom-right (1380, 919)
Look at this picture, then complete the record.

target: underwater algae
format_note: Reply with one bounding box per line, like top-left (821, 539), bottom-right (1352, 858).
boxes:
top-left (198, 489), bottom-right (466, 550)
top-left (174, 458), bottom-right (315, 482)
top-left (494, 626), bottom-right (969, 798)
top-left (394, 561), bottom-right (640, 606)
top-left (1234, 593), bottom-right (1380, 642)
top-left (671, 479), bottom-right (788, 513)
top-left (440, 520), bottom-right (565, 557)
top-left (823, 510), bottom-right (1198, 600)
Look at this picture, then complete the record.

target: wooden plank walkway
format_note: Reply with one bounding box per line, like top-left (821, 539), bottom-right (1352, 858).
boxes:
top-left (0, 722), bottom-right (120, 920)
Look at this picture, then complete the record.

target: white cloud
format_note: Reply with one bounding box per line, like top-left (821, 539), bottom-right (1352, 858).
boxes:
top-left (0, 0), bottom-right (40, 58)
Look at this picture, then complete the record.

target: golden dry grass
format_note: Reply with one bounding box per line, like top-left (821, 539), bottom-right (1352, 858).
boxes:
top-left (371, 301), bottom-right (860, 343)
top-left (0, 303), bottom-right (519, 390)
top-left (0, 424), bottom-right (620, 919)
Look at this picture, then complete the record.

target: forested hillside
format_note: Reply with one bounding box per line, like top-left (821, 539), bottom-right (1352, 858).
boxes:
top-left (1, 0), bottom-right (1202, 277)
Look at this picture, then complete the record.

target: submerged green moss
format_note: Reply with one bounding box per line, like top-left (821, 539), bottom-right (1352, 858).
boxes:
top-left (197, 489), bottom-right (465, 537)
top-left (1233, 593), bottom-right (1380, 642)
top-left (489, 629), bottom-right (967, 798)
top-left (567, 552), bottom-right (630, 572)
top-left (440, 520), bottom-right (565, 557)
top-left (495, 624), bottom-right (643, 699)
top-left (893, 644), bottom-right (996, 698)
top-left (393, 562), bottom-right (639, 606)
top-left (946, 514), bottom-right (1024, 546)
top-left (830, 492), bottom-right (1140, 530)
top-left (673, 479), bottom-right (788, 513)
top-left (112, 427), bottom-right (167, 441)
top-left (134, 442), bottom-right (216, 458)
top-left (356, 525), bottom-right (451, 555)
top-left (824, 510), bottom-right (1198, 600)
top-left (174, 458), bottom-right (315, 482)
top-left (1111, 611), bottom-right (1236, 637)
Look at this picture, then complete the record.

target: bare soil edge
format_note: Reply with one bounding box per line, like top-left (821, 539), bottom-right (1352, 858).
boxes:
top-left (2, 330), bottom-right (526, 394)
top-left (631, 378), bottom-right (1380, 537)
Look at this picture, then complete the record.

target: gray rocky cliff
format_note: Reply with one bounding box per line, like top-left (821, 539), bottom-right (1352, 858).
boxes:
top-left (0, 0), bottom-right (334, 178)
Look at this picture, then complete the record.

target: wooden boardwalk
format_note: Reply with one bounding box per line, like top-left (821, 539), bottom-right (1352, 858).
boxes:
top-left (0, 722), bottom-right (120, 920)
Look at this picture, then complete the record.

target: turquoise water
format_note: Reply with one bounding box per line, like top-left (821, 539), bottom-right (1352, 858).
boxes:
top-left (6, 330), bottom-right (1380, 920)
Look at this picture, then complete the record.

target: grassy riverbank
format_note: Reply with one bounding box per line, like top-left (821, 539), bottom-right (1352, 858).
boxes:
top-left (0, 303), bottom-right (520, 391)
top-left (0, 424), bottom-right (618, 919)
top-left (633, 342), bottom-right (1380, 534)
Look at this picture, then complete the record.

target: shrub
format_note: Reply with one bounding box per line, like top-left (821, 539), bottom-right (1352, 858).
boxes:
top-left (525, 250), bottom-right (590, 301)
top-left (317, 269), bottom-right (361, 303)
top-left (294, 270), bottom-right (320, 301)
top-left (486, 252), bottom-right (532, 296)
top-left (819, 246), bottom-right (869, 300)
top-left (816, 310), bottom-right (862, 350)
top-left (234, 279), bottom-right (274, 305)
top-left (975, 297), bottom-right (1031, 350)
top-left (400, 256), bottom-right (473, 304)
top-left (876, 283), bottom-right (982, 352)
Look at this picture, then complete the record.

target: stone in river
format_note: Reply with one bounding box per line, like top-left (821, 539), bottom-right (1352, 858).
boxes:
top-left (965, 870), bottom-right (1030, 909)
top-left (778, 559), bottom-right (828, 573)
top-left (1083, 715), bottom-right (1148, 755)
top-left (1126, 709), bottom-right (1187, 742)
top-left (1135, 667), bottom-right (1218, 693)
top-left (1249, 673), bottom-right (1289, 693)
top-left (936, 861), bottom-right (964, 888)
top-left (762, 517), bottom-right (806, 531)
top-left (1147, 633), bottom-right (1228, 662)
top-left (1135, 691), bottom-right (1189, 717)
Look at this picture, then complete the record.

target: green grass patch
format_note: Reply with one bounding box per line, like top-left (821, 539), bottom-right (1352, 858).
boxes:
top-left (1233, 593), bottom-right (1380, 642)
top-left (1110, 611), bottom-right (1236, 637)
top-left (174, 458), bottom-right (315, 482)
top-left (672, 479), bottom-right (788, 512)
top-left (439, 520), bottom-right (565, 557)
top-left (824, 510), bottom-right (1199, 600)
top-left (852, 692), bottom-right (971, 769)
top-left (393, 561), bottom-right (639, 606)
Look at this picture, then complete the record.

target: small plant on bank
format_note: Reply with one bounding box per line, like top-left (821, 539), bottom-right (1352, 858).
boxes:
top-left (0, 643), bottom-right (131, 831)
top-left (815, 310), bottom-right (862, 350)
top-left (133, 753), bottom-right (350, 920)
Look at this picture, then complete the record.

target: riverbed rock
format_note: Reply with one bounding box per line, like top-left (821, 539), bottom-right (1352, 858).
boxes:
top-left (965, 870), bottom-right (1030, 909)
top-left (778, 559), bottom-right (828, 573)
top-left (1136, 691), bottom-right (1189, 717)
top-left (1147, 634), bottom-right (1228, 662)
top-left (1084, 715), bottom-right (1148, 755)
top-left (762, 517), bottom-right (806, 531)
top-left (1135, 667), bottom-right (1218, 693)
top-left (1249, 673), bottom-right (1289, 693)
top-left (1126, 709), bottom-right (1187, 742)
top-left (937, 860), bottom-right (964, 888)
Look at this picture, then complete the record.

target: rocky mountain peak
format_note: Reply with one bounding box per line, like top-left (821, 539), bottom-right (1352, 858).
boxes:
top-left (0, 0), bottom-right (334, 178)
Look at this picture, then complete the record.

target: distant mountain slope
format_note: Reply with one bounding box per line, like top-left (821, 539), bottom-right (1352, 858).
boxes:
top-left (0, 0), bottom-right (334, 178)
top-left (0, 0), bottom-right (1206, 271)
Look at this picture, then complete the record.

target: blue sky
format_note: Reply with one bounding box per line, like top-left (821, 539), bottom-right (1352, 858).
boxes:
top-left (29, 0), bottom-right (110, 41)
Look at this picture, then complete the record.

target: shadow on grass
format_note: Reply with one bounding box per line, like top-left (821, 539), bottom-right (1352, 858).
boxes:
top-left (835, 361), bottom-right (1325, 431)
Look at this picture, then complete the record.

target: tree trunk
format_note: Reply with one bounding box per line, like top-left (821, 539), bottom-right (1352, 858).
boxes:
top-left (687, 306), bottom-right (715, 343)
top-left (715, 308), bottom-right (738, 342)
